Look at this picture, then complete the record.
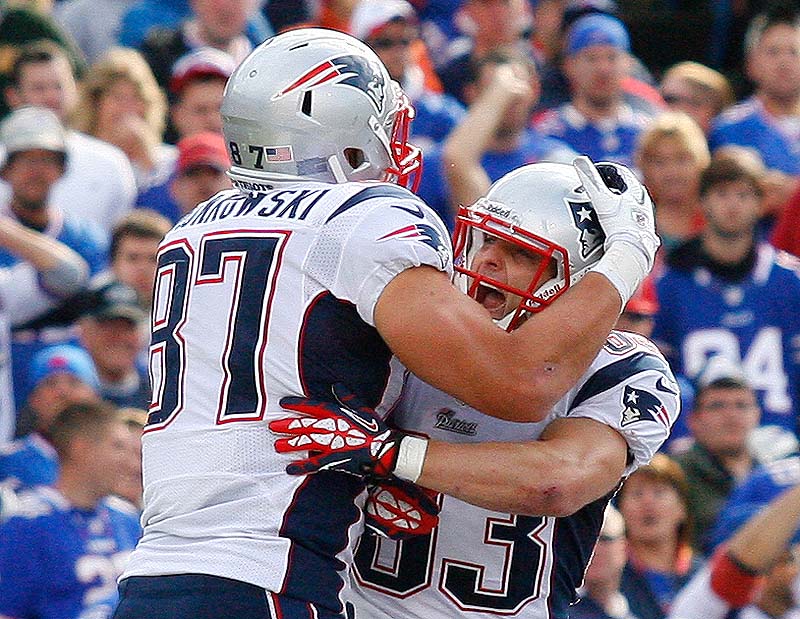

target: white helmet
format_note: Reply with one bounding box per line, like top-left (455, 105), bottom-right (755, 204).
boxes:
top-left (221, 27), bottom-right (421, 191)
top-left (452, 162), bottom-right (605, 331)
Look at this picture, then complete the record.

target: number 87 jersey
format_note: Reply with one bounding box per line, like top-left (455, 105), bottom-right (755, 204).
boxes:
top-left (348, 331), bottom-right (680, 619)
top-left (122, 180), bottom-right (452, 615)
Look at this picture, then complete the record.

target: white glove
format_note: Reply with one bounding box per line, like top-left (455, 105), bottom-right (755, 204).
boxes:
top-left (573, 156), bottom-right (660, 305)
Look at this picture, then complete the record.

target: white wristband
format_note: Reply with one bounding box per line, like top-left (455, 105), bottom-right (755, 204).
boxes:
top-left (591, 241), bottom-right (648, 306)
top-left (393, 435), bottom-right (429, 483)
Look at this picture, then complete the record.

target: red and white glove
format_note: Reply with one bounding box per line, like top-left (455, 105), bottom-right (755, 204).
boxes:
top-left (270, 385), bottom-right (429, 483)
top-left (365, 477), bottom-right (440, 540)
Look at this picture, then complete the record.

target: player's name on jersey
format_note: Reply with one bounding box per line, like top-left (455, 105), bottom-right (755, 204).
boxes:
top-left (175, 188), bottom-right (332, 229)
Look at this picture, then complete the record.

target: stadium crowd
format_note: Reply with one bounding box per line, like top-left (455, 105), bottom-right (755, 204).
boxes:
top-left (1, 0), bottom-right (800, 618)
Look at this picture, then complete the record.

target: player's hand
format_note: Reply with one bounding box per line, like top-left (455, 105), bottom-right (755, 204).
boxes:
top-left (270, 385), bottom-right (406, 481)
top-left (364, 477), bottom-right (440, 540)
top-left (573, 156), bottom-right (660, 303)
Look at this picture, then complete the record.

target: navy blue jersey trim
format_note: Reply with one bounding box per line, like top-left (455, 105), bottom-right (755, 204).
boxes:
top-left (325, 185), bottom-right (419, 223)
top-left (570, 352), bottom-right (669, 411)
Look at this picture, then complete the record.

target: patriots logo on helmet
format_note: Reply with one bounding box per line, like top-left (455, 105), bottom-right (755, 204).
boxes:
top-left (272, 54), bottom-right (386, 114)
top-left (378, 223), bottom-right (450, 270)
top-left (568, 200), bottom-right (605, 259)
top-left (620, 385), bottom-right (670, 427)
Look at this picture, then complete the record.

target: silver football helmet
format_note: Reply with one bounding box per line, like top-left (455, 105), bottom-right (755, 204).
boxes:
top-left (221, 28), bottom-right (421, 191)
top-left (452, 162), bottom-right (605, 331)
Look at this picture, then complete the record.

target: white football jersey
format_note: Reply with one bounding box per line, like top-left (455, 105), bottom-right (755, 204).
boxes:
top-left (122, 180), bottom-right (452, 615)
top-left (349, 331), bottom-right (680, 619)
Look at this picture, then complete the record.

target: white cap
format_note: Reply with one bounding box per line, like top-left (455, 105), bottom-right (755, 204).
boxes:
top-left (350, 0), bottom-right (416, 41)
top-left (0, 106), bottom-right (66, 156)
top-left (695, 355), bottom-right (749, 391)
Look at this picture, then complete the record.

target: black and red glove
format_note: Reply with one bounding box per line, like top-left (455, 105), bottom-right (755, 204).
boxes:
top-left (270, 385), bottom-right (408, 481)
top-left (364, 477), bottom-right (440, 540)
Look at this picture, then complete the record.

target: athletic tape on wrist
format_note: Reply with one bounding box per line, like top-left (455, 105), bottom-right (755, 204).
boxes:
top-left (591, 242), bottom-right (648, 306)
top-left (393, 435), bottom-right (429, 483)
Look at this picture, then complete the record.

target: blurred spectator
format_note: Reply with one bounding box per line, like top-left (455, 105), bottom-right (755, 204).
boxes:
top-left (118, 0), bottom-right (271, 51)
top-left (139, 0), bottom-right (265, 90)
top-left (109, 209), bottom-right (172, 310)
top-left (138, 131), bottom-right (230, 223)
top-left (617, 454), bottom-right (700, 619)
top-left (436, 0), bottom-right (531, 105)
top-left (71, 47), bottom-right (176, 194)
top-left (350, 0), bottom-right (465, 153)
top-left (708, 5), bottom-right (800, 219)
top-left (652, 151), bottom-right (800, 438)
top-left (0, 3), bottom-right (86, 118)
top-left (4, 40), bottom-right (137, 234)
top-left (0, 214), bottom-right (89, 441)
top-left (115, 407), bottom-right (145, 510)
top-left (0, 401), bottom-right (141, 619)
top-left (674, 356), bottom-right (761, 555)
top-left (0, 106), bottom-right (108, 408)
top-left (571, 504), bottom-right (638, 619)
top-left (535, 0), bottom-right (664, 116)
top-left (0, 344), bottom-right (100, 488)
top-left (421, 50), bottom-right (576, 227)
top-left (771, 182), bottom-right (800, 258)
top-left (535, 13), bottom-right (655, 169)
top-left (669, 480), bottom-right (800, 619)
top-left (168, 47), bottom-right (235, 139)
top-left (659, 61), bottom-right (735, 136)
top-left (635, 112), bottom-right (710, 255)
top-left (54, 0), bottom-right (134, 64)
top-left (616, 276), bottom-right (658, 336)
top-left (78, 279), bottom-right (149, 410)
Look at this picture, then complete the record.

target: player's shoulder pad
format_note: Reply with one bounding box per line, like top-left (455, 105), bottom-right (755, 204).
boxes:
top-left (571, 331), bottom-right (676, 410)
top-left (323, 181), bottom-right (427, 224)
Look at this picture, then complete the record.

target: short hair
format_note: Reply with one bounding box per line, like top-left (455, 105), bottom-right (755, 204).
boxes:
top-left (744, 2), bottom-right (800, 56)
top-left (618, 453), bottom-right (693, 546)
top-left (10, 40), bottom-right (72, 88)
top-left (661, 61), bottom-right (735, 115)
top-left (110, 209), bottom-right (172, 261)
top-left (699, 149), bottom-right (765, 197)
top-left (636, 111), bottom-right (711, 169)
top-left (46, 400), bottom-right (119, 462)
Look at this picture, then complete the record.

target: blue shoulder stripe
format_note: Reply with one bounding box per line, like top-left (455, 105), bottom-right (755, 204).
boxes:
top-left (570, 352), bottom-right (670, 411)
top-left (325, 184), bottom-right (418, 223)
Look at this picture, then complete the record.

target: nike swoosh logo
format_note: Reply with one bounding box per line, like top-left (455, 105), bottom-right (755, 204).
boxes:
top-left (655, 377), bottom-right (678, 395)
top-left (392, 203), bottom-right (424, 218)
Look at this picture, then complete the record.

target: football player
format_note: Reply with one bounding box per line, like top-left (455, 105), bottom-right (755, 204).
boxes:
top-left (272, 163), bottom-right (680, 618)
top-left (114, 28), bottom-right (659, 619)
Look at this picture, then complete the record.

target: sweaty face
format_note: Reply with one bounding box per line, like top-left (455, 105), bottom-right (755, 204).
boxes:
top-left (469, 234), bottom-right (555, 322)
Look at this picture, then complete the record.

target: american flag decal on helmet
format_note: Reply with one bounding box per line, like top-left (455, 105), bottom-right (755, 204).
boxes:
top-left (271, 54), bottom-right (386, 113)
top-left (620, 385), bottom-right (670, 427)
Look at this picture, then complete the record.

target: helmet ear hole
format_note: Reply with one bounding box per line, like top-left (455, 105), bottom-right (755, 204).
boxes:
top-left (344, 147), bottom-right (366, 170)
top-left (301, 91), bottom-right (313, 117)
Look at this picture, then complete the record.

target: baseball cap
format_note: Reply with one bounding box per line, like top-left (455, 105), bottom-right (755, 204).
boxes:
top-left (0, 106), bottom-right (66, 156)
top-left (694, 355), bottom-right (750, 392)
top-left (84, 279), bottom-right (146, 323)
top-left (564, 13), bottom-right (630, 57)
top-left (350, 0), bottom-right (416, 41)
top-left (169, 47), bottom-right (237, 95)
top-left (176, 132), bottom-right (229, 175)
top-left (28, 344), bottom-right (100, 394)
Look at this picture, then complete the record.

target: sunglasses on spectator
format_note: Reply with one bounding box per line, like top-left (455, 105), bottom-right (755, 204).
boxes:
top-left (370, 37), bottom-right (412, 49)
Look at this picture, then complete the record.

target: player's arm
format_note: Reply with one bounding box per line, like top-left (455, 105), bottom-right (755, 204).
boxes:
top-left (375, 268), bottom-right (619, 422)
top-left (441, 62), bottom-right (529, 209)
top-left (419, 417), bottom-right (627, 515)
top-left (0, 214), bottom-right (89, 301)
